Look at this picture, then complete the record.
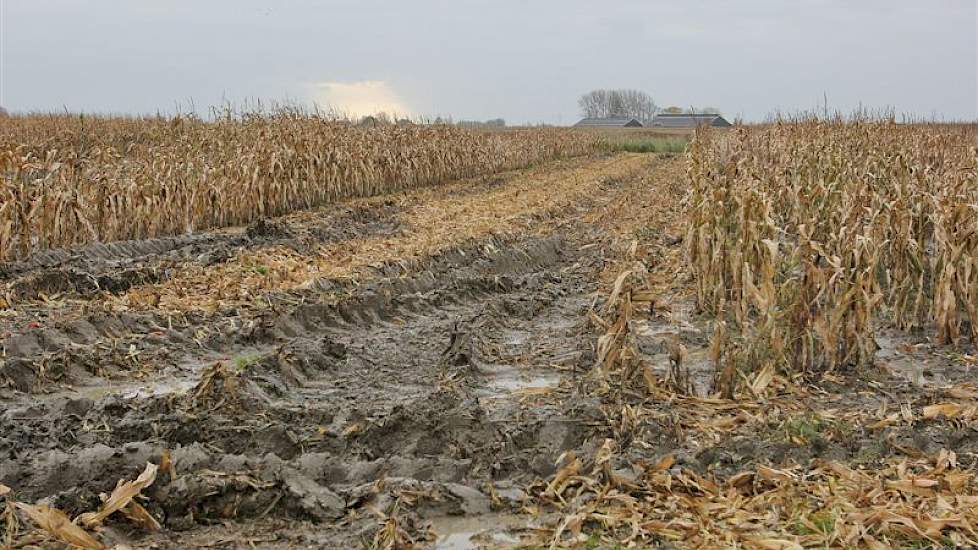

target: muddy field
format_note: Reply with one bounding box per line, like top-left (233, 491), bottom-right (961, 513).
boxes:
top-left (2, 152), bottom-right (977, 549)
top-left (0, 153), bottom-right (662, 548)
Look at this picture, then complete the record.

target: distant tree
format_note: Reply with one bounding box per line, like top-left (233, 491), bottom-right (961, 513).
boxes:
top-left (0, 106), bottom-right (7, 117)
top-left (578, 89), bottom-right (656, 124)
top-left (660, 106), bottom-right (722, 115)
top-left (578, 90), bottom-right (609, 118)
top-left (608, 93), bottom-right (626, 118)
top-left (681, 106), bottom-right (722, 115)
top-left (456, 118), bottom-right (506, 128)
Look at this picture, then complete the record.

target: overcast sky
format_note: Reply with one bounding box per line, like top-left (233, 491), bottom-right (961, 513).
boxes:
top-left (2, 1), bottom-right (976, 123)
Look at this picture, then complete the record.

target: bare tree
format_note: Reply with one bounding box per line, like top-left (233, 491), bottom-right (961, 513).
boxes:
top-left (609, 92), bottom-right (626, 117)
top-left (578, 90), bottom-right (609, 118)
top-left (578, 89), bottom-right (657, 124)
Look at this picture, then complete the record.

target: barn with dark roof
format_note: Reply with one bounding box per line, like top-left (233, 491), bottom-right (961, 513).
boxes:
top-left (573, 117), bottom-right (644, 128)
top-left (652, 113), bottom-right (731, 128)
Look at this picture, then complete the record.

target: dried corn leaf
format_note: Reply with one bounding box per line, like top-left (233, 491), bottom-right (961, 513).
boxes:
top-left (120, 500), bottom-right (161, 531)
top-left (630, 290), bottom-right (657, 303)
top-left (642, 365), bottom-right (658, 394)
top-left (78, 462), bottom-right (158, 528)
top-left (757, 465), bottom-right (796, 483)
top-left (605, 270), bottom-right (634, 315)
top-left (544, 452), bottom-right (580, 497)
top-left (923, 403), bottom-right (965, 419)
top-left (885, 479), bottom-right (937, 497)
top-left (13, 502), bottom-right (104, 550)
top-left (160, 449), bottom-right (176, 479)
top-left (551, 512), bottom-right (585, 548)
top-left (744, 538), bottom-right (802, 550)
top-left (650, 454), bottom-right (675, 473)
top-left (945, 472), bottom-right (972, 493)
top-left (947, 386), bottom-right (978, 400)
top-left (868, 413), bottom-right (900, 430)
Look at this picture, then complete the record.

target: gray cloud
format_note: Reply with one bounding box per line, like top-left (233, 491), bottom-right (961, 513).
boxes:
top-left (2, 0), bottom-right (975, 122)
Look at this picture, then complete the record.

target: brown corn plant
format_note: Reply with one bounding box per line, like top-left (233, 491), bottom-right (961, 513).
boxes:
top-left (686, 119), bottom-right (978, 391)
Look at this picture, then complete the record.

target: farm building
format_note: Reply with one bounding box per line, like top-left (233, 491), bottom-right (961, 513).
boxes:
top-left (652, 113), bottom-right (731, 128)
top-left (574, 117), bottom-right (644, 128)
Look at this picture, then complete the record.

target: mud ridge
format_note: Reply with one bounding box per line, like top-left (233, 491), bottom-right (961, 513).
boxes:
top-left (0, 234), bottom-right (565, 394)
top-left (0, 201), bottom-right (407, 300)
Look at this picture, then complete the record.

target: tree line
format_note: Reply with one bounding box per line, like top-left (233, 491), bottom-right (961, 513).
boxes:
top-left (578, 89), bottom-right (720, 123)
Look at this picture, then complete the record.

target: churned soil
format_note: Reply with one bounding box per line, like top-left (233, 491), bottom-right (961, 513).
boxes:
top-left (3, 151), bottom-right (975, 549)
top-left (1, 153), bottom-right (674, 548)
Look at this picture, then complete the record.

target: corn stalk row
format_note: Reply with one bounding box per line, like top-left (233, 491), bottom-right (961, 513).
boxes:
top-left (685, 121), bottom-right (978, 386)
top-left (0, 112), bottom-right (600, 261)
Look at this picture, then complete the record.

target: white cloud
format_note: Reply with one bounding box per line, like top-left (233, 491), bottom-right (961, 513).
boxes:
top-left (309, 81), bottom-right (411, 117)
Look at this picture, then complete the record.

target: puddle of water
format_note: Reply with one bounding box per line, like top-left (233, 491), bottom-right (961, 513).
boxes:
top-left (875, 331), bottom-right (940, 387)
top-left (430, 514), bottom-right (523, 550)
top-left (478, 368), bottom-right (561, 399)
top-left (38, 376), bottom-right (198, 404)
top-left (31, 352), bottom-right (259, 405)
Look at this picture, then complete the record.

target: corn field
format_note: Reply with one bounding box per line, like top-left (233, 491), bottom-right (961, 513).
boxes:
top-left (0, 112), bottom-right (600, 261)
top-left (685, 121), bottom-right (978, 388)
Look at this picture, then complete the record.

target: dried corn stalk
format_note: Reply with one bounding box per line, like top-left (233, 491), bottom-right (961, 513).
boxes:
top-left (686, 120), bottom-right (978, 387)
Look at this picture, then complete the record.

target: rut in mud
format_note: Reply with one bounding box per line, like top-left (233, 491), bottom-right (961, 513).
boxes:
top-left (0, 153), bottom-right (674, 548)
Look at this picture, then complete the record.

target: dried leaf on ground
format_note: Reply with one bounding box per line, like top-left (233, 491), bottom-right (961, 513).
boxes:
top-left (13, 502), bottom-right (104, 550)
top-left (923, 402), bottom-right (972, 420)
top-left (78, 462), bottom-right (159, 528)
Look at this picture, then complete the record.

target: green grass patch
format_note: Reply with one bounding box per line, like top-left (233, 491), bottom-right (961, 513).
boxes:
top-left (233, 353), bottom-right (263, 371)
top-left (602, 137), bottom-right (690, 154)
top-left (782, 413), bottom-right (825, 443)
top-left (793, 510), bottom-right (836, 536)
top-left (583, 532), bottom-right (626, 550)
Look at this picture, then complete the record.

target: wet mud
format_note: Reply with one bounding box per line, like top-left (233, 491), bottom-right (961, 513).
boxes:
top-left (1, 201), bottom-right (406, 301)
top-left (0, 156), bottom-right (633, 548)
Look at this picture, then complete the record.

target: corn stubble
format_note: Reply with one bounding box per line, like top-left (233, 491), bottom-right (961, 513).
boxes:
top-left (0, 112), bottom-right (599, 261)
top-left (686, 121), bottom-right (978, 392)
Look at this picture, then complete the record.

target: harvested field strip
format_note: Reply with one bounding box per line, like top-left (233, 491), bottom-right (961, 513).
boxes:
top-left (111, 153), bottom-right (665, 312)
top-left (0, 154), bottom-right (665, 400)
